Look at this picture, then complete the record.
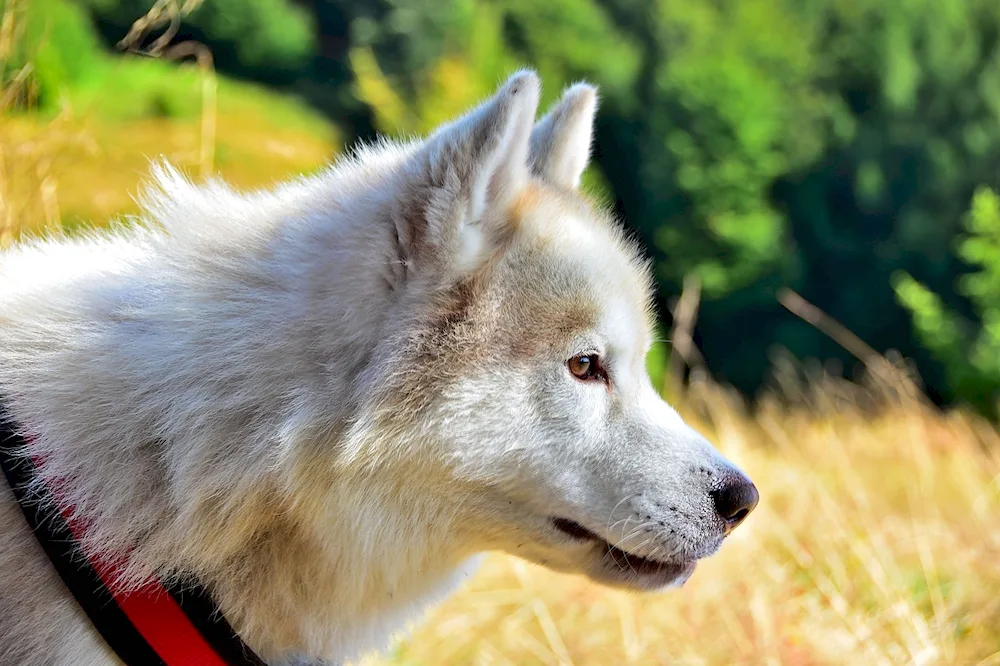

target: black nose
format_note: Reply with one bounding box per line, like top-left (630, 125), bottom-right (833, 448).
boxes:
top-left (710, 476), bottom-right (759, 532)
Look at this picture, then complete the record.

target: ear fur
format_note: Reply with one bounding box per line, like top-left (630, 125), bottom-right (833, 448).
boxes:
top-left (528, 83), bottom-right (598, 190)
top-left (396, 70), bottom-right (540, 273)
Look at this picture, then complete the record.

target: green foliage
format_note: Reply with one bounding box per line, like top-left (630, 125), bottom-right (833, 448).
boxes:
top-left (336, 0), bottom-right (479, 92)
top-left (895, 188), bottom-right (1000, 414)
top-left (3, 0), bottom-right (196, 119)
top-left (350, 4), bottom-right (516, 135)
top-left (73, 57), bottom-right (206, 120)
top-left (4, 0), bottom-right (105, 110)
top-left (185, 0), bottom-right (315, 74)
top-left (493, 0), bottom-right (641, 103)
top-left (760, 0), bottom-right (1000, 405)
top-left (3, 0), bottom-right (328, 124)
top-left (643, 0), bottom-right (830, 295)
top-left (82, 0), bottom-right (315, 81)
top-left (645, 334), bottom-right (669, 397)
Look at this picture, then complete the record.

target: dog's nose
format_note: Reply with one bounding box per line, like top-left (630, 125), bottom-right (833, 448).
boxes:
top-left (710, 475), bottom-right (759, 533)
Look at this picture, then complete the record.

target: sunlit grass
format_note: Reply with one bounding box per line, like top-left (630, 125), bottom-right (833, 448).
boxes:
top-left (1, 60), bottom-right (336, 243)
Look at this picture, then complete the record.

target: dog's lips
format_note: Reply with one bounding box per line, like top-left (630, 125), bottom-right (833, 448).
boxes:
top-left (551, 517), bottom-right (697, 587)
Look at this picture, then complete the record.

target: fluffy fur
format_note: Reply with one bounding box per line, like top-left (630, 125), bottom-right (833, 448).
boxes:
top-left (0, 71), bottom-right (756, 665)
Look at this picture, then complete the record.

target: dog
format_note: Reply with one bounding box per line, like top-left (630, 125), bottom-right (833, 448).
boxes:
top-left (0, 70), bottom-right (758, 665)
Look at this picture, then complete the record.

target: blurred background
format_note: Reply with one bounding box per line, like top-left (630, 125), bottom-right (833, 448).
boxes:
top-left (3, 0), bottom-right (1000, 664)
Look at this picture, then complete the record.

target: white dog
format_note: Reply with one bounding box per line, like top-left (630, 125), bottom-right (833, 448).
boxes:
top-left (0, 70), bottom-right (758, 665)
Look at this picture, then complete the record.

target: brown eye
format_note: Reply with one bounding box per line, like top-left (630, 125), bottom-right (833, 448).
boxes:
top-left (568, 354), bottom-right (605, 382)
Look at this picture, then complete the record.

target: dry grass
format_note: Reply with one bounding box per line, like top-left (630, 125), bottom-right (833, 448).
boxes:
top-left (0, 7), bottom-right (335, 244)
top-left (0, 95), bottom-right (335, 242)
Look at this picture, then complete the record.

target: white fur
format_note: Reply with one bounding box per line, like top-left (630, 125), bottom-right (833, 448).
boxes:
top-left (0, 71), bottom-right (755, 665)
top-left (529, 83), bottom-right (598, 189)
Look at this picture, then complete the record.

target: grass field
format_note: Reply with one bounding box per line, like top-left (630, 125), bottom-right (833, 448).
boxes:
top-left (3, 41), bottom-right (999, 666)
top-left (0, 58), bottom-right (336, 243)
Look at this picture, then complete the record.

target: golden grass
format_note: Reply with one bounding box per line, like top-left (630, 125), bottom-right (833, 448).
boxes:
top-left (1, 63), bottom-right (336, 244)
top-left (365, 372), bottom-right (1000, 666)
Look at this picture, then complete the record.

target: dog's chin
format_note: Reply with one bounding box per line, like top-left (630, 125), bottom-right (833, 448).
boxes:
top-left (548, 518), bottom-right (701, 591)
top-left (584, 546), bottom-right (697, 591)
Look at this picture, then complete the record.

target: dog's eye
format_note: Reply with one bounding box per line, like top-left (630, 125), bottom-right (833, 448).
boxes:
top-left (568, 354), bottom-right (605, 382)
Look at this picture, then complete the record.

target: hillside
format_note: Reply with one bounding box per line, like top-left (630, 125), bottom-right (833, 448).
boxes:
top-left (1, 0), bottom-right (337, 241)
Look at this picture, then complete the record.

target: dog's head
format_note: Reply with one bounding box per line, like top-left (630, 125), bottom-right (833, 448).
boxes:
top-left (357, 70), bottom-right (757, 590)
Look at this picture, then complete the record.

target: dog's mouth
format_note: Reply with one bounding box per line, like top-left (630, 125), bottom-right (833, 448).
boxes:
top-left (551, 517), bottom-right (696, 587)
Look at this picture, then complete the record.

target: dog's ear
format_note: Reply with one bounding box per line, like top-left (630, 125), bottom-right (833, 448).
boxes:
top-left (529, 83), bottom-right (597, 190)
top-left (396, 70), bottom-right (540, 274)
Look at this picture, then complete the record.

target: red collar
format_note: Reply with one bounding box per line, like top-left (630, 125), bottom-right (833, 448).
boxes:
top-left (1, 410), bottom-right (267, 666)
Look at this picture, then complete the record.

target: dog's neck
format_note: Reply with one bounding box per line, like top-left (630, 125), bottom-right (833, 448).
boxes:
top-left (188, 465), bottom-right (481, 665)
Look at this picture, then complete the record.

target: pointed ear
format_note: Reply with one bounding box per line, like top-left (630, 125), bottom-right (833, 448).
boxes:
top-left (529, 83), bottom-right (598, 190)
top-left (397, 70), bottom-right (540, 273)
